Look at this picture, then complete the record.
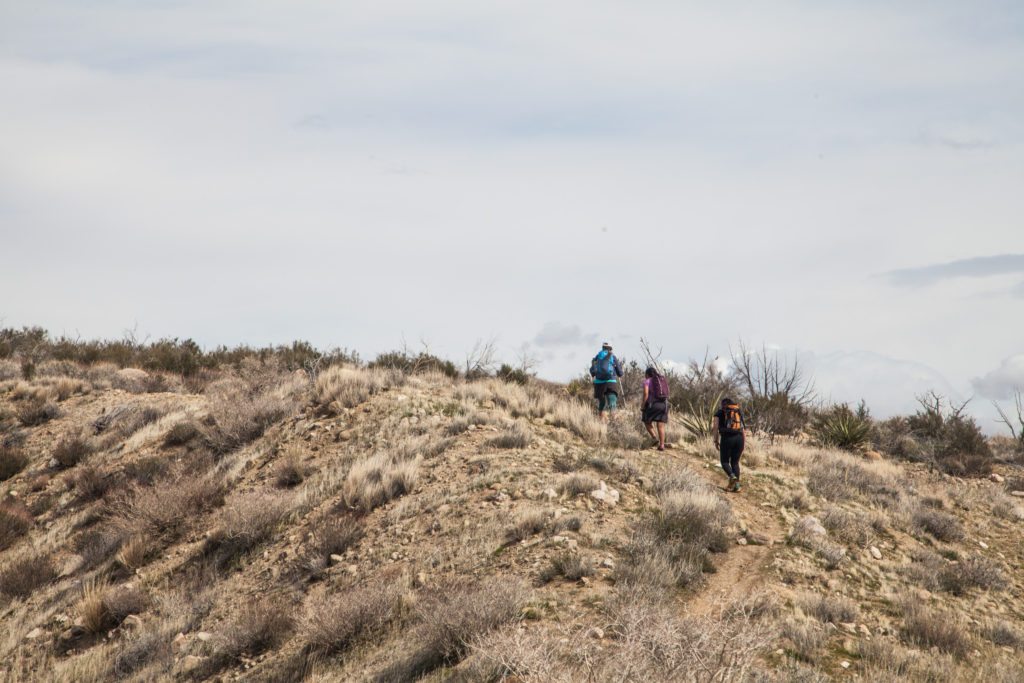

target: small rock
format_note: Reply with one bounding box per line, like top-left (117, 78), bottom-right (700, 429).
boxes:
top-left (25, 627), bottom-right (45, 640)
top-left (59, 554), bottom-right (85, 578)
top-left (840, 660), bottom-right (851, 669)
top-left (869, 546), bottom-right (882, 560)
top-left (587, 626), bottom-right (605, 640)
top-left (122, 615), bottom-right (143, 630)
top-left (858, 624), bottom-right (871, 636)
top-left (600, 557), bottom-right (615, 569)
top-left (990, 473), bottom-right (1005, 483)
top-left (329, 554), bottom-right (345, 564)
top-left (736, 537), bottom-right (748, 546)
top-left (840, 622), bottom-right (857, 635)
top-left (978, 540), bottom-right (989, 550)
top-left (174, 655), bottom-right (205, 676)
top-left (60, 626), bottom-right (85, 642)
top-left (1010, 491), bottom-right (1024, 498)
top-left (542, 488), bottom-right (558, 501)
top-left (195, 631), bottom-right (213, 642)
top-left (345, 564), bottom-right (358, 576)
top-left (172, 632), bottom-right (188, 654)
top-left (802, 516), bottom-right (827, 536)
top-left (863, 450), bottom-right (882, 461)
top-left (414, 571), bottom-right (427, 588)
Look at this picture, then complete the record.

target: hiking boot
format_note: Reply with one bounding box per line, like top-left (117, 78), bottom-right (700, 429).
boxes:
top-left (733, 479), bottom-right (742, 493)
top-left (727, 476), bottom-right (737, 492)
top-left (657, 445), bottom-right (665, 452)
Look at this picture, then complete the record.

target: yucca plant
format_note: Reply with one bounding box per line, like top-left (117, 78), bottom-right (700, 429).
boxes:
top-left (810, 404), bottom-right (872, 452)
top-left (677, 392), bottom-right (724, 441)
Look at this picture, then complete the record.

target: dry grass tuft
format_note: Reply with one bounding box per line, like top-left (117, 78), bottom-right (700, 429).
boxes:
top-left (73, 465), bottom-right (113, 502)
top-left (0, 551), bottom-right (56, 599)
top-left (202, 376), bottom-right (298, 454)
top-left (78, 580), bottom-right (148, 634)
top-left (798, 593), bottom-right (858, 624)
top-left (654, 489), bottom-right (733, 553)
top-left (485, 422), bottom-right (534, 450)
top-left (314, 366), bottom-right (402, 413)
top-left (900, 601), bottom-right (971, 659)
top-left (788, 516), bottom-right (847, 569)
top-left (982, 619), bottom-right (1023, 649)
top-left (559, 472), bottom-right (599, 496)
top-left (549, 401), bottom-right (604, 444)
top-left (162, 420), bottom-right (199, 446)
top-left (340, 453), bottom-right (420, 513)
top-left (112, 471), bottom-right (224, 540)
top-left (53, 436), bottom-right (93, 469)
top-left (781, 617), bottom-right (826, 662)
top-left (820, 506), bottom-right (875, 547)
top-left (806, 452), bottom-right (896, 503)
top-left (52, 376), bottom-right (89, 401)
top-left (115, 535), bottom-right (152, 572)
top-left (306, 516), bottom-right (364, 570)
top-left (0, 501), bottom-right (32, 550)
top-left (504, 509), bottom-right (549, 544)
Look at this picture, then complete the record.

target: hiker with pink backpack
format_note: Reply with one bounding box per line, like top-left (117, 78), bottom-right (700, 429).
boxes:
top-left (642, 366), bottom-right (670, 451)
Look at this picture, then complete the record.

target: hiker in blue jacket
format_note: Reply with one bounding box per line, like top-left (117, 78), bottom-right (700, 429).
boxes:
top-left (590, 342), bottom-right (623, 421)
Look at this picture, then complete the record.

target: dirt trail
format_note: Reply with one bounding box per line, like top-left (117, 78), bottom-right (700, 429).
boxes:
top-left (686, 459), bottom-right (788, 616)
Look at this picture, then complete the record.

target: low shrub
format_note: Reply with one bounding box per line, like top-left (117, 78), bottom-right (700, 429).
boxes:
top-left (123, 456), bottom-right (169, 486)
top-left (112, 471), bottom-right (224, 540)
top-left (53, 436), bottom-right (93, 469)
top-left (301, 583), bottom-right (401, 657)
top-left (559, 473), bottom-right (599, 497)
top-left (309, 516), bottom-right (364, 566)
top-left (0, 501), bottom-right (32, 550)
top-left (504, 509), bottom-right (548, 544)
top-left (539, 552), bottom-right (594, 583)
top-left (314, 366), bottom-right (403, 413)
top-left (0, 552), bottom-right (56, 599)
top-left (653, 489), bottom-right (732, 553)
top-left (820, 506), bottom-right (874, 547)
top-left (162, 421), bottom-right (199, 447)
top-left (78, 581), bottom-right (148, 634)
top-left (912, 508), bottom-right (964, 543)
top-left (806, 453), bottom-right (895, 503)
top-left (0, 444), bottom-right (29, 481)
top-left (74, 466), bottom-right (114, 502)
top-left (799, 593), bottom-right (858, 624)
top-left (201, 494), bottom-right (292, 571)
top-left (274, 453), bottom-right (308, 488)
top-left (214, 599), bottom-right (294, 662)
top-left (202, 376), bottom-right (297, 454)
top-left (369, 350), bottom-right (458, 378)
top-left (781, 617), bottom-right (826, 663)
top-left (939, 555), bottom-right (1006, 595)
top-left (982, 619), bottom-right (1023, 649)
top-left (485, 422), bottom-right (534, 450)
top-left (17, 398), bottom-right (60, 426)
top-left (900, 601), bottom-right (971, 659)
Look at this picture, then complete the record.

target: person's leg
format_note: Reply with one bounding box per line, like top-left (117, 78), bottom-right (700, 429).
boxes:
top-left (656, 422), bottom-right (666, 449)
top-left (644, 420), bottom-right (658, 442)
top-left (731, 438), bottom-right (745, 489)
top-left (719, 439), bottom-right (734, 479)
top-left (594, 383), bottom-right (607, 418)
top-left (606, 389), bottom-right (618, 419)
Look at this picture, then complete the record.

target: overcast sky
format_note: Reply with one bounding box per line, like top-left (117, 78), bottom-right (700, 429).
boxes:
top-left (1, 1), bottom-right (1022, 428)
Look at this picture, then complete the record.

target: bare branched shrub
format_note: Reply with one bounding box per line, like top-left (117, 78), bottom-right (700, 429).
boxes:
top-left (0, 551), bottom-right (56, 599)
top-left (339, 453), bottom-right (420, 513)
top-left (0, 501), bottom-right (32, 550)
top-left (115, 536), bottom-right (152, 572)
top-left (308, 516), bottom-right (364, 568)
top-left (539, 552), bottom-right (594, 583)
top-left (0, 444), bottom-right (29, 481)
top-left (112, 471), bottom-right (224, 540)
top-left (74, 525), bottom-right (129, 572)
top-left (201, 493), bottom-right (292, 571)
top-left (485, 422), bottom-right (534, 450)
top-left (74, 465), bottom-right (113, 502)
top-left (551, 515), bottom-right (583, 534)
top-left (606, 417), bottom-right (646, 450)
top-left (900, 601), bottom-right (971, 659)
top-left (616, 530), bottom-right (706, 590)
top-left (301, 582), bottom-right (401, 657)
top-left (559, 472), bottom-right (599, 496)
top-left (798, 593), bottom-right (858, 624)
top-left (314, 366), bottom-right (402, 413)
top-left (654, 489), bottom-right (733, 553)
top-left (505, 509), bottom-right (548, 544)
top-left (123, 455), bottom-right (169, 486)
top-left (214, 599), bottom-right (294, 662)
top-left (912, 507), bottom-right (964, 542)
top-left (939, 554), bottom-right (1006, 595)
top-left (53, 436), bottom-right (93, 469)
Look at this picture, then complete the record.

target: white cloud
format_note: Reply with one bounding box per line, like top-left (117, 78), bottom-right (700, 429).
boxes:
top-left (972, 355), bottom-right (1024, 400)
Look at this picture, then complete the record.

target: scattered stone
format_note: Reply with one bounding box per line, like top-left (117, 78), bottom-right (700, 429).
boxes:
top-left (600, 557), bottom-right (615, 569)
top-left (329, 554), bottom-right (345, 564)
top-left (803, 517), bottom-right (827, 536)
top-left (589, 481), bottom-right (620, 506)
top-left (414, 571), bottom-right (427, 588)
top-left (746, 533), bottom-right (769, 546)
top-left (174, 656), bottom-right (205, 676)
top-left (345, 564), bottom-right (358, 576)
top-left (840, 661), bottom-right (851, 669)
top-left (863, 450), bottom-right (882, 461)
top-left (858, 624), bottom-right (871, 637)
top-left (542, 488), bottom-right (558, 501)
top-left (736, 537), bottom-right (748, 546)
top-left (869, 546), bottom-right (882, 560)
top-left (840, 622), bottom-right (857, 635)
top-left (122, 615), bottom-right (143, 630)
top-left (195, 631), bottom-right (213, 642)
top-left (978, 540), bottom-right (989, 550)
top-left (60, 626), bottom-right (85, 642)
top-left (587, 626), bottom-right (605, 640)
top-left (25, 627), bottom-right (44, 640)
top-left (1010, 491), bottom-right (1024, 498)
top-left (990, 473), bottom-right (1005, 483)
top-left (172, 632), bottom-right (188, 654)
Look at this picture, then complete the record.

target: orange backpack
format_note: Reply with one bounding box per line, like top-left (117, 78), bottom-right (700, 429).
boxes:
top-left (722, 403), bottom-right (744, 432)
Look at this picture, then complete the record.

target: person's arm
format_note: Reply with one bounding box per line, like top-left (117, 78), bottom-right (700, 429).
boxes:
top-left (712, 416), bottom-right (720, 447)
top-left (614, 357), bottom-right (623, 378)
top-left (643, 383), bottom-right (650, 407)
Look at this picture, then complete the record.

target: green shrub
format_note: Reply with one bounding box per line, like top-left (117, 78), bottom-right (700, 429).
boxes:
top-left (810, 403), bottom-right (872, 451)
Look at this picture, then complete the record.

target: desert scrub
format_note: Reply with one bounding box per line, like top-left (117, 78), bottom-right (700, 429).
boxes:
top-left (0, 443), bottom-right (29, 481)
top-left (485, 421), bottom-right (534, 450)
top-left (339, 452), bottom-right (420, 513)
top-left (200, 493), bottom-right (293, 571)
top-left (798, 593), bottom-right (858, 624)
top-left (504, 509), bottom-right (549, 544)
top-left (539, 552), bottom-right (594, 583)
top-left (202, 375), bottom-right (298, 454)
top-left (16, 397), bottom-right (60, 426)
top-left (809, 403), bottom-right (872, 451)
top-left (213, 599), bottom-right (294, 664)
top-left (0, 551), bottom-right (56, 599)
top-left (912, 507), bottom-right (964, 542)
top-left (53, 436), bottom-right (93, 469)
top-left (900, 601), bottom-right (971, 659)
top-left (300, 582), bottom-right (402, 658)
top-left (0, 501), bottom-right (32, 550)
top-left (806, 452), bottom-right (895, 503)
top-left (314, 366), bottom-right (403, 413)
top-left (559, 472), bottom-right (599, 496)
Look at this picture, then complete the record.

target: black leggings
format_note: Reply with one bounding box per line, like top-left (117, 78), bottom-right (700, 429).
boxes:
top-left (719, 434), bottom-right (744, 479)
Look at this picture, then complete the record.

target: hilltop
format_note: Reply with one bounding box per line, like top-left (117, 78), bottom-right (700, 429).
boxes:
top-left (2, 355), bottom-right (1024, 682)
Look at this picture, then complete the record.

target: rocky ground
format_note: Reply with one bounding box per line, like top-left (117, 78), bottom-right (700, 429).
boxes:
top-left (1, 362), bottom-right (1023, 681)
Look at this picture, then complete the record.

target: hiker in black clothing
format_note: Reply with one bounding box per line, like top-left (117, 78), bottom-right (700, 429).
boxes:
top-left (641, 366), bottom-right (669, 451)
top-left (713, 397), bottom-right (745, 492)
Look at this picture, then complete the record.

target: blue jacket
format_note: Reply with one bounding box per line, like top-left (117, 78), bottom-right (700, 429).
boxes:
top-left (591, 350), bottom-right (623, 384)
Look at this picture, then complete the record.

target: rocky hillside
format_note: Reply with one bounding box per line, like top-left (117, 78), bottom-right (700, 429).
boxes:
top-left (2, 361), bottom-right (1024, 682)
